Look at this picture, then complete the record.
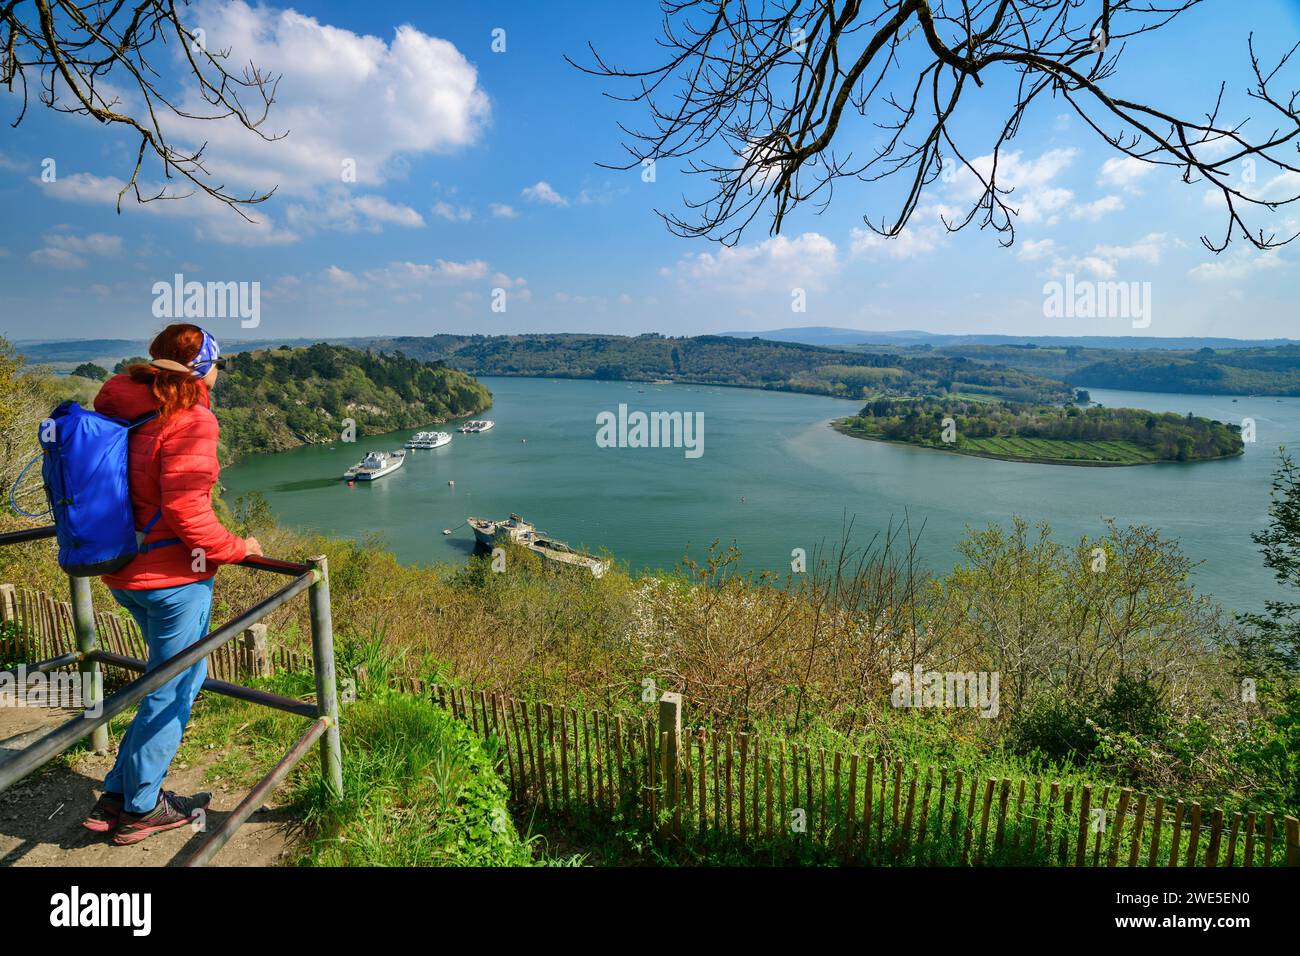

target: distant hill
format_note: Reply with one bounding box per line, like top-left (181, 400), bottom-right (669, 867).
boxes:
top-left (18, 331), bottom-right (1300, 400)
top-left (719, 327), bottom-right (1299, 350)
top-left (19, 329), bottom-right (1299, 371)
top-left (357, 332), bottom-right (1073, 404)
top-left (13, 332), bottom-right (1070, 403)
top-left (1065, 346), bottom-right (1300, 396)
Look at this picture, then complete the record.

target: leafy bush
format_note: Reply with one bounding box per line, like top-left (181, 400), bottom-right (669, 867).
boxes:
top-left (1011, 675), bottom-right (1169, 766)
top-left (1010, 694), bottom-right (1099, 764)
top-left (1231, 684), bottom-right (1300, 815)
top-left (294, 691), bottom-right (534, 867)
top-left (1095, 674), bottom-right (1169, 739)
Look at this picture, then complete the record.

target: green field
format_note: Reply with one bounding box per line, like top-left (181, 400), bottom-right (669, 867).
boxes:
top-left (959, 436), bottom-right (1158, 464)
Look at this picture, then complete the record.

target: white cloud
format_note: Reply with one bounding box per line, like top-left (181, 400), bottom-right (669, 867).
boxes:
top-left (324, 265), bottom-right (361, 288)
top-left (432, 200), bottom-right (472, 222)
top-left (1097, 157), bottom-right (1154, 193)
top-left (170, 1), bottom-right (490, 195)
top-left (1075, 256), bottom-right (1117, 279)
top-left (950, 148), bottom-right (1076, 223)
top-left (1093, 233), bottom-right (1167, 264)
top-left (489, 202), bottom-right (518, 219)
top-left (521, 181), bottom-right (568, 206)
top-left (29, 248), bottom-right (87, 270)
top-left (1260, 170), bottom-right (1300, 201)
top-left (43, 232), bottom-right (123, 256)
top-left (362, 259), bottom-right (491, 288)
top-left (1188, 249), bottom-right (1282, 281)
top-left (850, 225), bottom-right (938, 260)
top-left (282, 192), bottom-right (424, 233)
top-left (671, 232), bottom-right (838, 291)
top-left (29, 230), bottom-right (125, 269)
top-left (39, 171), bottom-right (300, 246)
top-left (1070, 195), bottom-right (1124, 221)
top-left (348, 195), bottom-right (425, 227)
top-left (1191, 137), bottom-right (1237, 161)
top-left (1017, 238), bottom-right (1057, 261)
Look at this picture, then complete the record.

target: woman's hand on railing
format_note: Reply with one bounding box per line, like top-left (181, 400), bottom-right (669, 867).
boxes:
top-left (244, 537), bottom-right (264, 558)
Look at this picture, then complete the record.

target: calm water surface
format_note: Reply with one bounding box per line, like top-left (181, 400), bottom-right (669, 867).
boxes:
top-left (220, 377), bottom-right (1300, 611)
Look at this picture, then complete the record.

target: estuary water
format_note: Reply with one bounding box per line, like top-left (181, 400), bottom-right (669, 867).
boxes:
top-left (220, 376), bottom-right (1300, 611)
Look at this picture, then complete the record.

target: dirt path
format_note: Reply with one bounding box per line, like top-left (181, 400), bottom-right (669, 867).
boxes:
top-left (0, 706), bottom-right (298, 867)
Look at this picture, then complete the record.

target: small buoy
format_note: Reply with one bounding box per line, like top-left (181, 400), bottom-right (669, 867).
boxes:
top-left (347, 480), bottom-right (354, 487)
top-left (448, 480), bottom-right (455, 487)
top-left (521, 438), bottom-right (526, 443)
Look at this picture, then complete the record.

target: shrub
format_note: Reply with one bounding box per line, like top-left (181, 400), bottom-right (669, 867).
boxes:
top-left (293, 692), bottom-right (534, 867)
top-left (1010, 693), bottom-right (1099, 764)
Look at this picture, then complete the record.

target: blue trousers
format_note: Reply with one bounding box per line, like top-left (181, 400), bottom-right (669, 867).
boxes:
top-left (104, 578), bottom-right (214, 813)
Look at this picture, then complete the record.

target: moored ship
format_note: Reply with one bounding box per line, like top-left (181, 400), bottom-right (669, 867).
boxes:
top-left (343, 449), bottom-right (406, 480)
top-left (405, 431), bottom-right (452, 449)
top-left (457, 420), bottom-right (495, 433)
top-left (466, 513), bottom-right (608, 577)
top-left (468, 513), bottom-right (534, 547)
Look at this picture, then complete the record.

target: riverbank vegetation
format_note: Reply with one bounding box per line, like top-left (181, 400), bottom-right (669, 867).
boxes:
top-left (836, 398), bottom-right (1244, 465)
top-left (2, 337), bottom-right (494, 465)
top-left (213, 344), bottom-right (492, 460)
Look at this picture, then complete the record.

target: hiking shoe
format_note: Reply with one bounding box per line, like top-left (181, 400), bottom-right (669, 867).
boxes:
top-left (82, 791), bottom-right (124, 833)
top-left (112, 790), bottom-right (211, 845)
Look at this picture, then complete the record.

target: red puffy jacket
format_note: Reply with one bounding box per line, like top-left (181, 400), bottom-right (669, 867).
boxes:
top-left (94, 374), bottom-right (248, 590)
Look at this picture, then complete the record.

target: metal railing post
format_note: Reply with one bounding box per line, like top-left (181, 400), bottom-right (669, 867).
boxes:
top-left (68, 576), bottom-right (108, 753)
top-left (307, 555), bottom-right (343, 799)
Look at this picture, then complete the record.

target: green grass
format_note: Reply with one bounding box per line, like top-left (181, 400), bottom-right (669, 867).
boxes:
top-left (831, 422), bottom-right (1161, 465)
top-left (959, 436), bottom-right (1158, 464)
top-left (291, 691), bottom-right (537, 866)
top-left (170, 668), bottom-right (543, 867)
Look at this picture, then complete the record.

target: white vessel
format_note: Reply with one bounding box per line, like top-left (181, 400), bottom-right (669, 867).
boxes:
top-left (343, 449), bottom-right (406, 480)
top-left (457, 420), bottom-right (495, 433)
top-left (405, 431), bottom-right (451, 449)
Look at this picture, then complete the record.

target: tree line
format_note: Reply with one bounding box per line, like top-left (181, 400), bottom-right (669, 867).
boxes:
top-left (845, 398), bottom-right (1244, 462)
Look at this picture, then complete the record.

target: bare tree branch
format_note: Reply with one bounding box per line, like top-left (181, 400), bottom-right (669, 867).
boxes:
top-left (573, 0), bottom-right (1300, 252)
top-left (3, 0), bottom-right (281, 218)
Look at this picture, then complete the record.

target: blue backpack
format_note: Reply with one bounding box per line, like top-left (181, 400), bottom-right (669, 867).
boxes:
top-left (21, 401), bottom-right (180, 576)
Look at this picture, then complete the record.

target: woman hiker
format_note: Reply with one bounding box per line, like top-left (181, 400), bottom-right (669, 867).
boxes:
top-left (80, 323), bottom-right (262, 845)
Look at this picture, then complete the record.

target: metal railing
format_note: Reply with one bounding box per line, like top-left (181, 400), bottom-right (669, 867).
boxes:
top-left (0, 525), bottom-right (342, 866)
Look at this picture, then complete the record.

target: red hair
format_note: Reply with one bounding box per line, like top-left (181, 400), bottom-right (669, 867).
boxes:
top-left (126, 324), bottom-right (207, 421)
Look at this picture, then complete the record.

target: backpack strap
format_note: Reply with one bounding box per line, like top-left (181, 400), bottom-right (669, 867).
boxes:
top-left (127, 411), bottom-right (159, 429)
top-left (127, 413), bottom-right (183, 553)
top-left (136, 508), bottom-right (182, 554)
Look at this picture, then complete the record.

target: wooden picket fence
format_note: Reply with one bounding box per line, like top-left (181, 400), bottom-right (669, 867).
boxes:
top-left (0, 583), bottom-right (283, 685)
top-left (400, 677), bottom-right (1300, 868)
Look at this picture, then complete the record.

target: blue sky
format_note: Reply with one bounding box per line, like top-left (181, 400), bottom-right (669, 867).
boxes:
top-left (0, 0), bottom-right (1297, 344)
